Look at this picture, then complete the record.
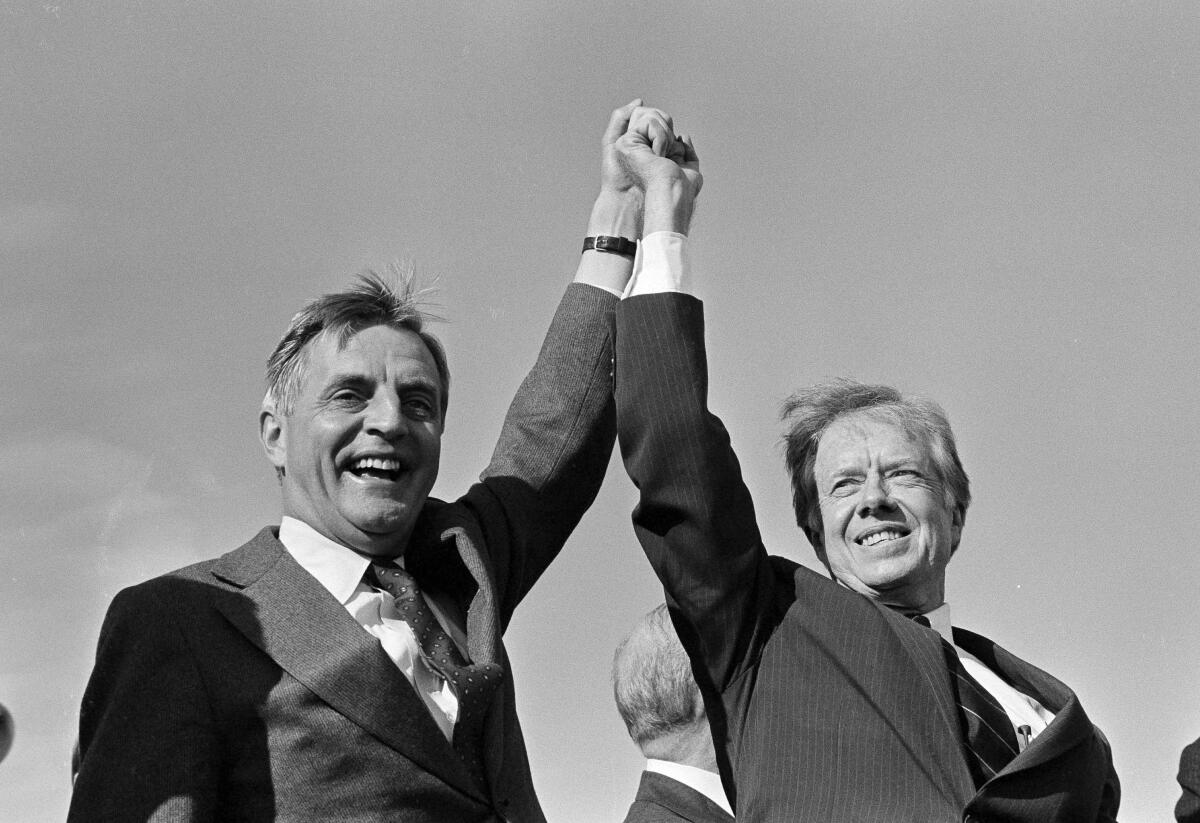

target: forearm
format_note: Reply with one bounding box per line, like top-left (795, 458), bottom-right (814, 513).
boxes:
top-left (618, 296), bottom-right (761, 559)
top-left (573, 189), bottom-right (641, 295)
top-left (486, 186), bottom-right (633, 494)
top-left (643, 178), bottom-right (694, 237)
top-left (478, 281), bottom-right (617, 611)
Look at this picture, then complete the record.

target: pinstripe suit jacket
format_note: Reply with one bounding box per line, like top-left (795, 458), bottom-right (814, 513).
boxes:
top-left (69, 284), bottom-right (619, 823)
top-left (615, 292), bottom-right (1119, 823)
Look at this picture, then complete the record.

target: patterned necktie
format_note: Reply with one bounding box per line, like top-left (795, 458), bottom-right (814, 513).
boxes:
top-left (365, 562), bottom-right (503, 788)
top-left (912, 615), bottom-right (1020, 788)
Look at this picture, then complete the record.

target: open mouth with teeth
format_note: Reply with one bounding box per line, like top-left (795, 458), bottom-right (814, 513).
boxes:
top-left (347, 456), bottom-right (404, 482)
top-left (856, 527), bottom-right (911, 547)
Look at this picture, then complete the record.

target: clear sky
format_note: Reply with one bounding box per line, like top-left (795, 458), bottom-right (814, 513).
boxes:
top-left (2, 3), bottom-right (1197, 820)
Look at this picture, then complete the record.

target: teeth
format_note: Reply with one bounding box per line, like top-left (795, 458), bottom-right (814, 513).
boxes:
top-left (352, 457), bottom-right (401, 472)
top-left (862, 530), bottom-right (904, 547)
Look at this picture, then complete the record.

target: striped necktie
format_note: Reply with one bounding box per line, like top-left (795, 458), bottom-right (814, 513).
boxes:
top-left (912, 614), bottom-right (1019, 787)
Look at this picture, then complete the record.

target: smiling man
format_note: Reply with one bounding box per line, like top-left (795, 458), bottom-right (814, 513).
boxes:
top-left (612, 109), bottom-right (1120, 821)
top-left (69, 101), bottom-right (650, 823)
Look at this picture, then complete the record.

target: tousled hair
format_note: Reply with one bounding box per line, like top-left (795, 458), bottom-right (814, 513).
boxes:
top-left (780, 378), bottom-right (970, 550)
top-left (612, 605), bottom-right (705, 750)
top-left (265, 265), bottom-right (449, 417)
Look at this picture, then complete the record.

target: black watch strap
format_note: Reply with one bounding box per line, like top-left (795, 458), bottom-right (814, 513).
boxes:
top-left (582, 235), bottom-right (638, 258)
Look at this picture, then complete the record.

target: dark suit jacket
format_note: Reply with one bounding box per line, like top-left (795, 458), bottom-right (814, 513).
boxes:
top-left (1178, 738), bottom-right (1200, 822)
top-left (622, 770), bottom-right (734, 823)
top-left (69, 284), bottom-right (619, 823)
top-left (614, 293), bottom-right (1120, 823)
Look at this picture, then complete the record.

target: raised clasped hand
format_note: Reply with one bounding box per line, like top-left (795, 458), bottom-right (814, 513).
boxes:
top-left (614, 105), bottom-right (702, 200)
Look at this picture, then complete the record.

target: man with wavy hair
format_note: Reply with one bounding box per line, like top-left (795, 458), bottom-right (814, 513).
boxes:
top-left (610, 106), bottom-right (1119, 822)
top-left (69, 101), bottom-right (651, 823)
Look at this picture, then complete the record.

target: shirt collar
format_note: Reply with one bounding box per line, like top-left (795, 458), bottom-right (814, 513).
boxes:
top-left (644, 759), bottom-right (733, 816)
top-left (278, 516), bottom-right (374, 605)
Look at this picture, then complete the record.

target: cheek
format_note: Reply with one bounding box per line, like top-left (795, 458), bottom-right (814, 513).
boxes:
top-left (824, 502), bottom-right (853, 538)
top-left (422, 429), bottom-right (443, 459)
top-left (916, 513), bottom-right (954, 555)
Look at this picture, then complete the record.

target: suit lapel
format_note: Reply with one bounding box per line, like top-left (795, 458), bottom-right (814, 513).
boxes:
top-left (889, 608), bottom-right (961, 740)
top-left (878, 602), bottom-right (976, 803)
top-left (406, 508), bottom-right (512, 792)
top-left (953, 628), bottom-right (1094, 776)
top-left (800, 580), bottom-right (973, 807)
top-left (210, 528), bottom-right (485, 802)
top-left (406, 507), bottom-right (501, 668)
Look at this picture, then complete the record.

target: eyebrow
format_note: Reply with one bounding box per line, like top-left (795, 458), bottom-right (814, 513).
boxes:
top-left (881, 455), bottom-right (923, 470)
top-left (323, 371), bottom-right (441, 396)
top-left (825, 454), bottom-right (921, 477)
top-left (394, 375), bottom-right (441, 396)
top-left (322, 372), bottom-right (373, 390)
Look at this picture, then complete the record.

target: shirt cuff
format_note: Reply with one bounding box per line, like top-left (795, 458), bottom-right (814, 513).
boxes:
top-left (622, 231), bottom-right (692, 298)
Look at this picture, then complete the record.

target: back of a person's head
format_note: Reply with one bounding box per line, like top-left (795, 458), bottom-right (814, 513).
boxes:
top-left (612, 604), bottom-right (706, 761)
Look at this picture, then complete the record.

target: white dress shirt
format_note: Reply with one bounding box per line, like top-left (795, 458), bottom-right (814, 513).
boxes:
top-left (628, 233), bottom-right (1057, 748)
top-left (644, 759), bottom-right (734, 815)
top-left (278, 516), bottom-right (460, 741)
top-left (922, 603), bottom-right (1055, 745)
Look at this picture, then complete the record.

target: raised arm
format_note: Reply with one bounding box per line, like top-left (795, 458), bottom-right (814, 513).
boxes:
top-left (471, 102), bottom-right (648, 617)
top-left (612, 112), bottom-right (778, 692)
top-left (616, 293), bottom-right (779, 692)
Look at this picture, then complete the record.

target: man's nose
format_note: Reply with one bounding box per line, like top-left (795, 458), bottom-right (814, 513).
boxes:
top-left (364, 393), bottom-right (406, 439)
top-left (856, 473), bottom-right (894, 517)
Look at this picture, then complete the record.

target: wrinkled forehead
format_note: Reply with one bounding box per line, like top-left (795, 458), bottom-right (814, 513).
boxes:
top-left (313, 322), bottom-right (433, 362)
top-left (814, 410), bottom-right (935, 472)
top-left (299, 323), bottom-right (441, 389)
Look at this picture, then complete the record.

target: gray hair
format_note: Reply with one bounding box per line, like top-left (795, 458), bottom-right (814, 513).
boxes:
top-left (612, 605), bottom-right (704, 749)
top-left (265, 266), bottom-right (449, 417)
top-left (781, 378), bottom-right (971, 549)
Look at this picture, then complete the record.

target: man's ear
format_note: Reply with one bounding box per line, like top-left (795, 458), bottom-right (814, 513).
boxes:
top-left (803, 524), bottom-right (826, 563)
top-left (950, 506), bottom-right (965, 554)
top-left (259, 405), bottom-right (287, 473)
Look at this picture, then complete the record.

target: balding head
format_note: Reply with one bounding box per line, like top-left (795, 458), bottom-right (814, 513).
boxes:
top-left (612, 605), bottom-right (716, 769)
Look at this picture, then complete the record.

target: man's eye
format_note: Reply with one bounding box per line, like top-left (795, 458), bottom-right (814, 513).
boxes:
top-left (403, 399), bottom-right (435, 421)
top-left (830, 479), bottom-right (860, 496)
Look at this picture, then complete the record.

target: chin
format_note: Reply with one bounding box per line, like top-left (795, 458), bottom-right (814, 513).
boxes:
top-left (349, 506), bottom-right (418, 537)
top-left (862, 567), bottom-right (920, 593)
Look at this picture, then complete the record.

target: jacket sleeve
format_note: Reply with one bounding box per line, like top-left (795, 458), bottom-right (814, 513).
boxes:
top-left (467, 282), bottom-right (619, 622)
top-left (69, 583), bottom-right (219, 823)
top-left (614, 292), bottom-right (778, 692)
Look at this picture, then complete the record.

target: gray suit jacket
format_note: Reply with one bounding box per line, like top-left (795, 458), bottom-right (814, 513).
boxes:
top-left (69, 283), bottom-right (618, 822)
top-left (615, 292), bottom-right (1119, 823)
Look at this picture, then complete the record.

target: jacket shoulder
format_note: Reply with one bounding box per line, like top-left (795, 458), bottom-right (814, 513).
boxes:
top-left (111, 527), bottom-right (281, 603)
